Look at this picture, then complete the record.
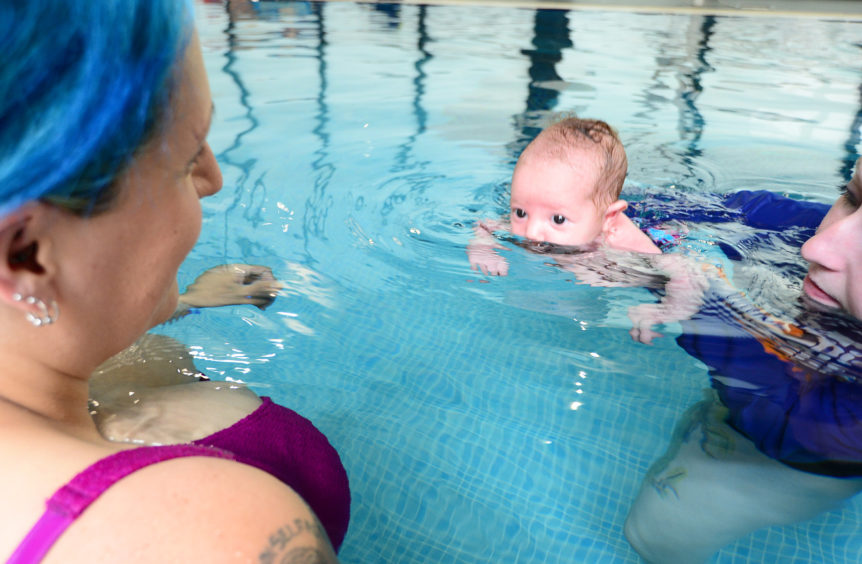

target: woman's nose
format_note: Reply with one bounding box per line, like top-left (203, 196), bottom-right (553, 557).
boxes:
top-left (194, 141), bottom-right (223, 198)
top-left (801, 214), bottom-right (844, 271)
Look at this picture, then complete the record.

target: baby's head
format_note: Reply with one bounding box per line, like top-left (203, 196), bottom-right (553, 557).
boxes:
top-left (509, 117), bottom-right (628, 247)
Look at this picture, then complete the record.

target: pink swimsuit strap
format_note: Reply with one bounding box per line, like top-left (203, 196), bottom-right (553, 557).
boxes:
top-left (8, 444), bottom-right (234, 564)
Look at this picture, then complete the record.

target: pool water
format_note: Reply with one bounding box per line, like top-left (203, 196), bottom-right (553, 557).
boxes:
top-left (176, 1), bottom-right (862, 562)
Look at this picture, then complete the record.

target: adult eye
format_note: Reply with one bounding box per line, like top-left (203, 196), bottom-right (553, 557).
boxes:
top-left (552, 214), bottom-right (566, 225)
top-left (513, 208), bottom-right (527, 218)
top-left (841, 184), bottom-right (860, 208)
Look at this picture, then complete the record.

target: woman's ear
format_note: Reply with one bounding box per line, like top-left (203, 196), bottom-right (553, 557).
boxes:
top-left (602, 199), bottom-right (629, 234)
top-left (0, 203), bottom-right (57, 316)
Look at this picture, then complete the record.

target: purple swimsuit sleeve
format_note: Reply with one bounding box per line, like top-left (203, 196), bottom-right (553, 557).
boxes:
top-left (10, 397), bottom-right (350, 562)
top-left (194, 397), bottom-right (351, 552)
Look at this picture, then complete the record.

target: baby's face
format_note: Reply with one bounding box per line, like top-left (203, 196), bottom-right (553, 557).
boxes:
top-left (509, 152), bottom-right (605, 247)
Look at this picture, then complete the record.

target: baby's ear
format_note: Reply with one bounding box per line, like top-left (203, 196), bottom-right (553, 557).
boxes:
top-left (602, 200), bottom-right (628, 233)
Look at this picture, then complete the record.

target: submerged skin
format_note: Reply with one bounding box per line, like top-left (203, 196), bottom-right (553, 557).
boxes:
top-left (89, 263), bottom-right (284, 444)
top-left (0, 36), bottom-right (337, 563)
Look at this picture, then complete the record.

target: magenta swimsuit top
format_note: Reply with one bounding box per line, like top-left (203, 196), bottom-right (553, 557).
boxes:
top-left (7, 397), bottom-right (350, 563)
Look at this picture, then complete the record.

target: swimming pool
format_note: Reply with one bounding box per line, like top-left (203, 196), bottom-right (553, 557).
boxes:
top-left (180, 1), bottom-right (862, 561)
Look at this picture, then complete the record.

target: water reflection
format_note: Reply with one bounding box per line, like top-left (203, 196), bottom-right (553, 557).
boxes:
top-left (514, 9), bottom-right (573, 157)
top-left (393, 5), bottom-right (431, 172)
top-left (305, 1), bottom-right (334, 255)
top-left (668, 14), bottom-right (715, 185)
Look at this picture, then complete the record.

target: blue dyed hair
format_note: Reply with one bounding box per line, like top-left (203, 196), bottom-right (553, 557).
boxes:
top-left (0, 0), bottom-right (194, 217)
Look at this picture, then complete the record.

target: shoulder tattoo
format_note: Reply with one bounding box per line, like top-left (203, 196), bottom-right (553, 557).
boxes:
top-left (258, 518), bottom-right (336, 564)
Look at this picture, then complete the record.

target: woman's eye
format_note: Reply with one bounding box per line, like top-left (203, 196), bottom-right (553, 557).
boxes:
top-left (841, 184), bottom-right (860, 208)
top-left (185, 157), bottom-right (201, 175)
top-left (552, 214), bottom-right (566, 225)
top-left (513, 208), bottom-right (527, 218)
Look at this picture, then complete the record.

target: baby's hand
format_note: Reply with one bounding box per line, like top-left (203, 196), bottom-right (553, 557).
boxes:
top-left (629, 325), bottom-right (663, 345)
top-left (627, 304), bottom-right (664, 345)
top-left (180, 264), bottom-right (285, 310)
top-left (467, 242), bottom-right (509, 276)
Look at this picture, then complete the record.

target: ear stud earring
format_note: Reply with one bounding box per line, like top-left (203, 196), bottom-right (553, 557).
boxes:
top-left (12, 293), bottom-right (59, 327)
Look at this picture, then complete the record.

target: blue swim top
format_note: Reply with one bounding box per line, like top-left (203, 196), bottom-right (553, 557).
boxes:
top-left (635, 189), bottom-right (862, 477)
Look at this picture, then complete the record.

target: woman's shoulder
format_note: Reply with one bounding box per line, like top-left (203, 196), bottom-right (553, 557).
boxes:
top-left (0, 404), bottom-right (338, 563)
top-left (44, 451), bottom-right (338, 563)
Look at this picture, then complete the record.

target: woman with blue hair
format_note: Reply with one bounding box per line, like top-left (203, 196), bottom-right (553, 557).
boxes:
top-left (0, 2), bottom-right (348, 561)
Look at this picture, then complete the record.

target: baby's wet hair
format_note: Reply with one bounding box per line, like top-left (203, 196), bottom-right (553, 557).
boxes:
top-left (538, 116), bottom-right (628, 210)
top-left (554, 117), bottom-right (615, 144)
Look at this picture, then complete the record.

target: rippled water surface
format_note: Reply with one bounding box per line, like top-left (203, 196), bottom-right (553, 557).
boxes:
top-left (174, 2), bottom-right (862, 562)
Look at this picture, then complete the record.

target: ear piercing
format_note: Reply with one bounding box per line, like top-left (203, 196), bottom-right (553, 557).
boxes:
top-left (12, 293), bottom-right (60, 327)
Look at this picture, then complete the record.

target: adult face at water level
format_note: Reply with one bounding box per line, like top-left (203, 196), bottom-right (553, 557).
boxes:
top-left (0, 2), bottom-right (343, 562)
top-left (801, 157), bottom-right (862, 319)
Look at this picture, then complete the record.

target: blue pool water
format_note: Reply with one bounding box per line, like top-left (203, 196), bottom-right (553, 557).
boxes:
top-left (174, 2), bottom-right (862, 562)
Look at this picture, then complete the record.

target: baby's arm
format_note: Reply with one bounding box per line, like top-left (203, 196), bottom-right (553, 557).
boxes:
top-left (627, 254), bottom-right (712, 344)
top-left (467, 218), bottom-right (510, 276)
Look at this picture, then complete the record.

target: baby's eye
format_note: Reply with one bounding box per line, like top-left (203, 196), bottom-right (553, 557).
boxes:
top-left (513, 208), bottom-right (527, 218)
top-left (552, 214), bottom-right (566, 225)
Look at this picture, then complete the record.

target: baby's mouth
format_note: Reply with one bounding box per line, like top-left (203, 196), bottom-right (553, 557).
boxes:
top-left (521, 240), bottom-right (599, 255)
top-left (527, 241), bottom-right (554, 254)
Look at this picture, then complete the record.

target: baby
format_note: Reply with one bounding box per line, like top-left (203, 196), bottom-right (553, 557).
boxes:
top-left (468, 117), bottom-right (712, 344)
top-left (468, 117), bottom-right (660, 277)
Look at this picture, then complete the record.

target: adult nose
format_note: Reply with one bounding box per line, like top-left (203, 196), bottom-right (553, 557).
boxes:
top-left (195, 141), bottom-right (223, 198)
top-left (801, 213), bottom-right (844, 272)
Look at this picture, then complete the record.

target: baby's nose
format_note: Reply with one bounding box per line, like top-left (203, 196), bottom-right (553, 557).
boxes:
top-left (525, 220), bottom-right (546, 243)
